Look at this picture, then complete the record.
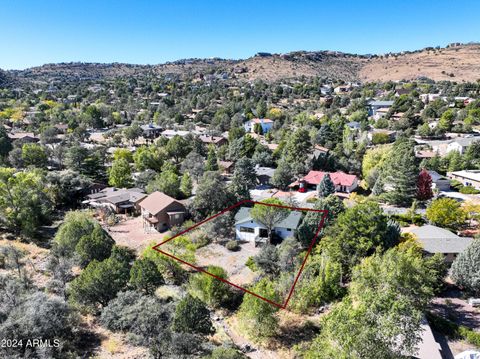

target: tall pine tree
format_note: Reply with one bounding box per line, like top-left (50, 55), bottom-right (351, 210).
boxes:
top-left (205, 145), bottom-right (218, 172)
top-left (382, 138), bottom-right (418, 206)
top-left (317, 173), bottom-right (336, 198)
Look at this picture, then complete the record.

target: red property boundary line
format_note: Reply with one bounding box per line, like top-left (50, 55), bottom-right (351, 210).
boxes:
top-left (152, 199), bottom-right (328, 309)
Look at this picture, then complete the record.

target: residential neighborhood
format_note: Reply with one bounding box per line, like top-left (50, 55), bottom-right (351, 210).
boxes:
top-left (1, 2), bottom-right (480, 359)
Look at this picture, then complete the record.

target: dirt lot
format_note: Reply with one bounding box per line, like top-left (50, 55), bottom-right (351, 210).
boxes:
top-left (106, 216), bottom-right (170, 254)
top-left (195, 242), bottom-right (260, 286)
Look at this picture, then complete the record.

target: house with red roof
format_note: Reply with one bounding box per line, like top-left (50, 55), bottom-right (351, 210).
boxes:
top-left (289, 170), bottom-right (359, 193)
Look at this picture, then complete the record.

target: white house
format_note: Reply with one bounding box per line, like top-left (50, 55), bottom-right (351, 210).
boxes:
top-left (448, 170), bottom-right (480, 190)
top-left (244, 118), bottom-right (274, 133)
top-left (446, 136), bottom-right (480, 155)
top-left (234, 207), bottom-right (302, 243)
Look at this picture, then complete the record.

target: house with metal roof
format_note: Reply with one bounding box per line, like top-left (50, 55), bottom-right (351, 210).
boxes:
top-left (234, 207), bottom-right (301, 243)
top-left (408, 225), bottom-right (473, 263)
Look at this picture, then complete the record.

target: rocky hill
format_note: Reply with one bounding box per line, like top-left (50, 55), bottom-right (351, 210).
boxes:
top-left (4, 43), bottom-right (480, 84)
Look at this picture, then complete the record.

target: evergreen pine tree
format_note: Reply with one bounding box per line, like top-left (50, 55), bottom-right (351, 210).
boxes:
top-left (382, 139), bottom-right (418, 205)
top-left (317, 173), bottom-right (336, 198)
top-left (451, 238), bottom-right (480, 295)
top-left (205, 145), bottom-right (218, 172)
top-left (180, 172), bottom-right (193, 198)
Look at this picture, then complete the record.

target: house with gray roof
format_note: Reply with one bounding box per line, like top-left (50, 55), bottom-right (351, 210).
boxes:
top-left (234, 206), bottom-right (301, 243)
top-left (84, 187), bottom-right (146, 214)
top-left (367, 100), bottom-right (394, 116)
top-left (446, 136), bottom-right (480, 154)
top-left (408, 225), bottom-right (473, 263)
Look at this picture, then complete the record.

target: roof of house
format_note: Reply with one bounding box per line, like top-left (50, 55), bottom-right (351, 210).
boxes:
top-left (218, 160), bottom-right (234, 169)
top-left (291, 170), bottom-right (358, 187)
top-left (427, 170), bottom-right (449, 182)
top-left (450, 136), bottom-right (480, 147)
top-left (138, 191), bottom-right (185, 215)
top-left (140, 123), bottom-right (162, 131)
top-left (368, 100), bottom-right (394, 107)
top-left (86, 187), bottom-right (146, 205)
top-left (409, 225), bottom-right (473, 254)
top-left (161, 129), bottom-right (190, 137)
top-left (234, 206), bottom-right (302, 230)
top-left (449, 170), bottom-right (480, 182)
top-left (251, 118), bottom-right (273, 124)
top-left (199, 135), bottom-right (226, 144)
top-left (346, 121), bottom-right (361, 129)
top-left (255, 166), bottom-right (275, 178)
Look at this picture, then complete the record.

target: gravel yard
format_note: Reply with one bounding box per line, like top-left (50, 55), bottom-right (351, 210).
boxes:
top-left (106, 216), bottom-right (170, 254)
top-left (195, 241), bottom-right (260, 286)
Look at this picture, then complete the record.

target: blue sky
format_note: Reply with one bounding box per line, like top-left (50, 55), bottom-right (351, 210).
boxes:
top-left (1, 0), bottom-right (479, 69)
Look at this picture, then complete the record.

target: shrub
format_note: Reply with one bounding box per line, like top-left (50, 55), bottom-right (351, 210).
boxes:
top-left (426, 311), bottom-right (480, 347)
top-left (459, 186), bottom-right (480, 194)
top-left (226, 240), bottom-right (240, 251)
top-left (245, 256), bottom-right (258, 272)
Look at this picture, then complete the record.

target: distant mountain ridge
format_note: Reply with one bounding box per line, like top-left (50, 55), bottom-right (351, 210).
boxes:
top-left (3, 43), bottom-right (480, 84)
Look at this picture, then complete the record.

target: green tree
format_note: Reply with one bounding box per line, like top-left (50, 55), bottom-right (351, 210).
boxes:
top-left (146, 170), bottom-right (181, 198)
top-left (231, 157), bottom-right (256, 200)
top-left (75, 225), bottom-right (115, 267)
top-left (113, 148), bottom-right (133, 163)
top-left (133, 146), bottom-right (164, 171)
top-left (180, 172), bottom-right (193, 198)
top-left (438, 109), bottom-right (455, 132)
top-left (238, 278), bottom-right (280, 339)
top-left (21, 143), bottom-right (48, 168)
top-left (172, 294), bottom-right (214, 335)
top-left (297, 195), bottom-right (345, 247)
top-left (205, 145), bottom-right (219, 171)
top-left (317, 173), bottom-right (336, 197)
top-left (305, 247), bottom-right (438, 359)
top-left (191, 171), bottom-right (233, 220)
top-left (68, 246), bottom-right (132, 309)
top-left (382, 138), bottom-right (418, 205)
top-left (250, 198), bottom-right (289, 244)
top-left (123, 124), bottom-right (143, 145)
top-left (283, 128), bottom-right (312, 174)
top-left (0, 125), bottom-right (12, 159)
top-left (108, 158), bottom-right (132, 188)
top-left (53, 211), bottom-right (97, 257)
top-left (129, 258), bottom-right (164, 294)
top-left (451, 238), bottom-right (480, 295)
top-left (0, 168), bottom-right (52, 237)
top-left (188, 265), bottom-right (232, 307)
top-left (289, 252), bottom-right (344, 313)
top-left (321, 201), bottom-right (399, 276)
top-left (271, 160), bottom-right (294, 190)
top-left (426, 198), bottom-right (466, 230)
top-left (165, 135), bottom-right (191, 163)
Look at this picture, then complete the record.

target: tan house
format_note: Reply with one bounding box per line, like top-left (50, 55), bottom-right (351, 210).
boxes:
top-left (139, 191), bottom-right (186, 232)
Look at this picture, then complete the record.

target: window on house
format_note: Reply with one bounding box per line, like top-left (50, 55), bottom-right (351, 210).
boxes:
top-left (240, 227), bottom-right (254, 233)
top-left (287, 228), bottom-right (292, 232)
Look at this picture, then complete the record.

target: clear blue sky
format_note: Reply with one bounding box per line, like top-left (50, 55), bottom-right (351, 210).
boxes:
top-left (1, 0), bottom-right (479, 70)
